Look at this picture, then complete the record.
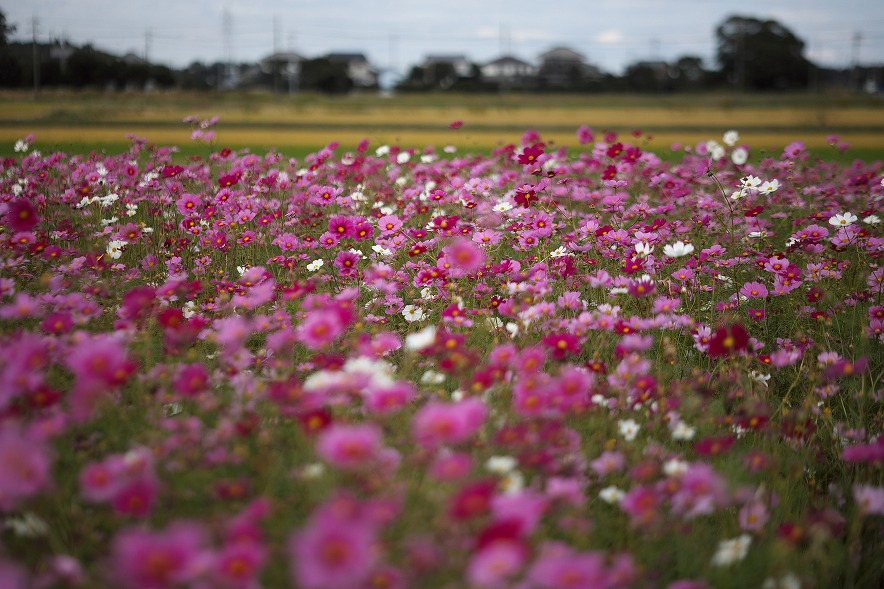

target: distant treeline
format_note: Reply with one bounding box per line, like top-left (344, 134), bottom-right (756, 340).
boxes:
top-left (0, 11), bottom-right (880, 94)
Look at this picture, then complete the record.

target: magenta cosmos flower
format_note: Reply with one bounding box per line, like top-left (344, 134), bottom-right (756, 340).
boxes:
top-left (108, 522), bottom-right (207, 589)
top-left (289, 503), bottom-right (378, 589)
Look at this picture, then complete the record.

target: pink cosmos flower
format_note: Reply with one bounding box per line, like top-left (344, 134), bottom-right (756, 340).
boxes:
top-left (109, 522), bottom-right (207, 589)
top-left (0, 421), bottom-right (53, 510)
top-left (577, 125), bottom-right (594, 145)
top-left (363, 382), bottom-right (414, 415)
top-left (212, 541), bottom-right (266, 588)
top-left (289, 501), bottom-right (378, 589)
top-left (738, 500), bottom-right (769, 532)
top-left (466, 541), bottom-right (526, 588)
top-left (0, 559), bottom-right (28, 589)
top-left (111, 477), bottom-right (159, 518)
top-left (527, 543), bottom-right (611, 589)
top-left (620, 485), bottom-right (661, 527)
top-left (334, 250), bottom-right (361, 277)
top-left (739, 281), bottom-right (768, 299)
top-left (428, 451), bottom-right (473, 482)
top-left (79, 459), bottom-right (119, 502)
top-left (412, 398), bottom-right (487, 449)
top-left (439, 237), bottom-right (486, 278)
top-left (295, 311), bottom-right (346, 350)
top-left (670, 463), bottom-right (729, 519)
top-left (316, 423), bottom-right (384, 470)
top-left (853, 484), bottom-right (884, 516)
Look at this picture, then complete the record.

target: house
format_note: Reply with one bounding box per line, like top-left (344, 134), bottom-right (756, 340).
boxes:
top-left (537, 46), bottom-right (602, 88)
top-left (480, 55), bottom-right (537, 89)
top-left (420, 55), bottom-right (473, 88)
top-left (260, 51), bottom-right (304, 76)
top-left (259, 51), bottom-right (304, 92)
top-left (325, 53), bottom-right (378, 88)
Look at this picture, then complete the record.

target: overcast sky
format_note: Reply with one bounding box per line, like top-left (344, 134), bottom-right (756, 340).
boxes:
top-left (3, 0), bottom-right (883, 77)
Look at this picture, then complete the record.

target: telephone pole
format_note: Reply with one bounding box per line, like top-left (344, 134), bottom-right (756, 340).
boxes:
top-left (144, 28), bottom-right (152, 63)
top-left (222, 8), bottom-right (233, 90)
top-left (849, 31), bottom-right (862, 90)
top-left (32, 16), bottom-right (40, 96)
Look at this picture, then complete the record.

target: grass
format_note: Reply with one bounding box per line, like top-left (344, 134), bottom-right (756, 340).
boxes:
top-left (1, 89), bottom-right (883, 162)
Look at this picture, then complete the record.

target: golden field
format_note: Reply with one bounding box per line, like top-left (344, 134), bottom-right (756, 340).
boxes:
top-left (1, 90), bottom-right (882, 157)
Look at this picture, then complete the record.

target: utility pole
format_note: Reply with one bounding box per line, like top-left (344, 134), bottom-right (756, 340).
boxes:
top-left (849, 31), bottom-right (861, 90)
top-left (144, 28), bottom-right (152, 63)
top-left (31, 16), bottom-right (40, 97)
top-left (288, 32), bottom-right (298, 95)
top-left (387, 33), bottom-right (398, 91)
top-left (734, 28), bottom-right (745, 95)
top-left (273, 15), bottom-right (281, 93)
top-left (223, 8), bottom-right (233, 90)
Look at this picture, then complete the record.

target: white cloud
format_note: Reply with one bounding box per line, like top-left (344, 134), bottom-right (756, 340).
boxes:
top-left (596, 29), bottom-right (623, 44)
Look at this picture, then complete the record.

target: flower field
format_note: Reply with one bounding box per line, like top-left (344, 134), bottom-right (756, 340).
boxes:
top-left (0, 121), bottom-right (882, 588)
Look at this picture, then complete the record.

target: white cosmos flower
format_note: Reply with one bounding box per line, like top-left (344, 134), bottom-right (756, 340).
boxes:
top-left (306, 259), bottom-right (324, 271)
top-left (420, 370), bottom-right (445, 384)
top-left (749, 370), bottom-right (771, 387)
top-left (863, 214), bottom-right (880, 225)
top-left (401, 305), bottom-right (426, 322)
top-left (3, 512), bottom-right (49, 537)
top-left (723, 130), bottom-right (740, 146)
top-left (758, 179), bottom-right (780, 195)
top-left (670, 420), bottom-right (696, 441)
top-left (663, 458), bottom-right (689, 477)
top-left (740, 175), bottom-right (763, 190)
top-left (663, 241), bottom-right (695, 258)
top-left (106, 239), bottom-right (127, 259)
top-left (550, 246), bottom-right (569, 258)
top-left (706, 141), bottom-right (725, 161)
top-left (485, 455), bottom-right (517, 474)
top-left (14, 139), bottom-right (29, 153)
top-left (405, 325), bottom-right (436, 351)
top-left (618, 419), bottom-right (640, 442)
top-left (375, 145), bottom-right (390, 156)
top-left (731, 147), bottom-right (748, 165)
top-left (599, 486), bottom-right (626, 504)
top-left (396, 151), bottom-right (411, 164)
top-left (828, 212), bottom-right (858, 227)
top-left (371, 244), bottom-right (392, 257)
top-left (493, 201), bottom-right (513, 212)
top-left (711, 534), bottom-right (752, 567)
top-left (634, 242), bottom-right (653, 257)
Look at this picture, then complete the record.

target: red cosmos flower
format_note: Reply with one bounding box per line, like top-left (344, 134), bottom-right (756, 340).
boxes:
top-left (161, 164), bottom-right (184, 178)
top-left (606, 142), bottom-right (624, 158)
top-left (297, 408), bottom-right (333, 436)
top-left (694, 435), bottom-right (735, 456)
top-left (449, 479), bottom-right (496, 520)
top-left (744, 206), bottom-right (764, 217)
top-left (514, 185), bottom-right (538, 208)
top-left (621, 257), bottom-right (644, 275)
top-left (449, 120), bottom-right (464, 129)
top-left (707, 323), bottom-right (749, 357)
top-left (6, 199), bottom-right (39, 232)
top-left (218, 172), bottom-right (242, 187)
top-left (542, 333), bottom-right (581, 360)
top-left (518, 144), bottom-right (544, 166)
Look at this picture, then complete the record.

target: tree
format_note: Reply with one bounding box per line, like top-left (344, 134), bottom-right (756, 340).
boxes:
top-left (716, 15), bottom-right (811, 91)
top-left (0, 9), bottom-right (15, 47)
top-left (299, 58), bottom-right (352, 94)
